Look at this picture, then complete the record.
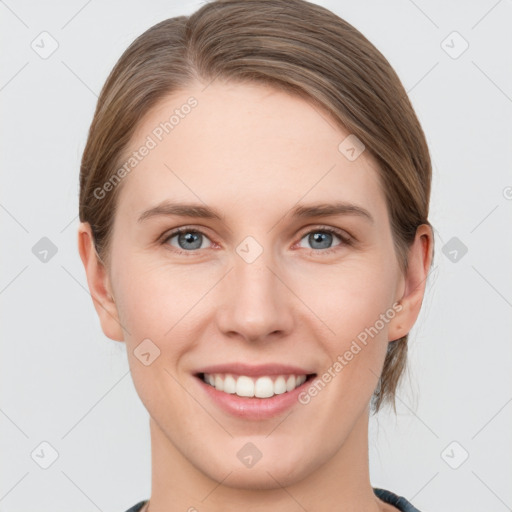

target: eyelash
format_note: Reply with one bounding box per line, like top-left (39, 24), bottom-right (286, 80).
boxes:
top-left (160, 226), bottom-right (353, 257)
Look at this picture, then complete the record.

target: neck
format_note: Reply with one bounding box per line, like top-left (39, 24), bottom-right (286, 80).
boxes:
top-left (146, 407), bottom-right (385, 512)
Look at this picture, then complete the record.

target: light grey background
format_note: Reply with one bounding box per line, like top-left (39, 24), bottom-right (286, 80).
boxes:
top-left (1, 1), bottom-right (511, 511)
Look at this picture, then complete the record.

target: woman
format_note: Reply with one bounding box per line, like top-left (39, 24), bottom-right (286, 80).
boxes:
top-left (77, 0), bottom-right (434, 510)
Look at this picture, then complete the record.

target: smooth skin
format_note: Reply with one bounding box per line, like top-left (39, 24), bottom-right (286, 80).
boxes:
top-left (78, 80), bottom-right (433, 512)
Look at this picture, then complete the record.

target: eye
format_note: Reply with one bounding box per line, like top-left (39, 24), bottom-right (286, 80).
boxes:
top-left (162, 228), bottom-right (213, 254)
top-left (297, 227), bottom-right (351, 254)
top-left (160, 225), bottom-right (352, 256)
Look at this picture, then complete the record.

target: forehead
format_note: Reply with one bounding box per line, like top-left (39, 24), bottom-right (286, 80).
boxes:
top-left (115, 80), bottom-right (387, 223)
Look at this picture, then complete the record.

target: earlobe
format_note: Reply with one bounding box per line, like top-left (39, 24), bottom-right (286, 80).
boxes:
top-left (388, 224), bottom-right (434, 342)
top-left (77, 222), bottom-right (125, 342)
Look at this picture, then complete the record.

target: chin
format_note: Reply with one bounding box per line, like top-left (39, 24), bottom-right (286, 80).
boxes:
top-left (197, 444), bottom-right (317, 490)
top-left (210, 464), bottom-right (307, 491)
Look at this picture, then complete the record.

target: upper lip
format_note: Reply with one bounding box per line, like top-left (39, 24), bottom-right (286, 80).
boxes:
top-left (194, 363), bottom-right (315, 377)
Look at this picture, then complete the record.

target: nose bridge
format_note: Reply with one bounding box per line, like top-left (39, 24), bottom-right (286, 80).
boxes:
top-left (216, 239), bottom-right (292, 341)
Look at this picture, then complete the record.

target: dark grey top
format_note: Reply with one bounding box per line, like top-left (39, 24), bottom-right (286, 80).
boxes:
top-left (124, 487), bottom-right (421, 511)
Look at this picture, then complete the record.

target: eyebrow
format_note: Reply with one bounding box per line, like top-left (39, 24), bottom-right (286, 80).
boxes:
top-left (137, 200), bottom-right (374, 224)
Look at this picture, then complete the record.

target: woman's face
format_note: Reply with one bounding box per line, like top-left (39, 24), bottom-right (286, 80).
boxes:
top-left (91, 81), bottom-right (414, 488)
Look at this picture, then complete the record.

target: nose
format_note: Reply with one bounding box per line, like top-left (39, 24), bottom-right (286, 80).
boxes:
top-left (215, 247), bottom-right (294, 344)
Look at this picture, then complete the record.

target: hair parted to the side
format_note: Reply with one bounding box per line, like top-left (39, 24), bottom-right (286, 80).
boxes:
top-left (79, 0), bottom-right (434, 413)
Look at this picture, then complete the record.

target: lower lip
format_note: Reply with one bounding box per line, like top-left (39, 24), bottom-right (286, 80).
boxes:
top-left (195, 375), bottom-right (314, 420)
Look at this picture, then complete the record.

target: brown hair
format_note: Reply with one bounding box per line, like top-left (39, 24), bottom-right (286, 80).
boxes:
top-left (79, 0), bottom-right (433, 412)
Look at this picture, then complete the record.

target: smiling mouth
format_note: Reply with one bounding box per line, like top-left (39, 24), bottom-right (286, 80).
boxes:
top-left (196, 372), bottom-right (316, 398)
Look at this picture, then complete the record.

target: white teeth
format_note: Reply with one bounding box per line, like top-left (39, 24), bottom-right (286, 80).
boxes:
top-left (223, 374), bottom-right (236, 394)
top-left (214, 374), bottom-right (224, 392)
top-left (236, 376), bottom-right (254, 397)
top-left (274, 376), bottom-right (287, 395)
top-left (286, 375), bottom-right (296, 392)
top-left (254, 376), bottom-right (274, 398)
top-left (202, 373), bottom-right (309, 398)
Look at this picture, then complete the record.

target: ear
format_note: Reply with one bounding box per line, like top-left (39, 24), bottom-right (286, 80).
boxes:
top-left (77, 222), bottom-right (124, 342)
top-left (388, 224), bottom-right (434, 342)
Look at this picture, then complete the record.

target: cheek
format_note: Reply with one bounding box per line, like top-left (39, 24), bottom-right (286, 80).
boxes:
top-left (112, 260), bottom-right (209, 417)
top-left (293, 256), bottom-right (398, 343)
top-left (297, 257), bottom-right (398, 395)
top-left (114, 255), bottom-right (214, 340)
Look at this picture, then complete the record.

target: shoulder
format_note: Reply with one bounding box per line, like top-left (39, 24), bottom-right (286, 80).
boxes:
top-left (122, 500), bottom-right (148, 512)
top-left (373, 487), bottom-right (423, 512)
